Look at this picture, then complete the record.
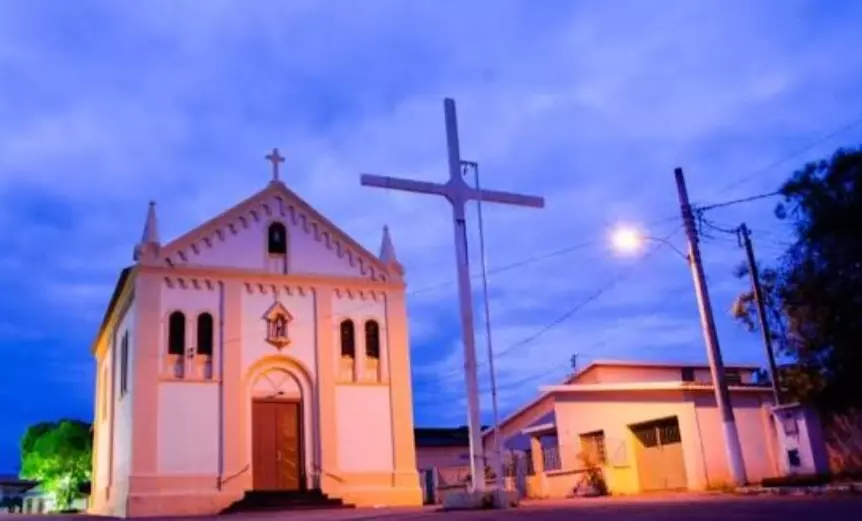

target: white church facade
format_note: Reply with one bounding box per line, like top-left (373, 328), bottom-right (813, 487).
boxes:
top-left (88, 151), bottom-right (422, 516)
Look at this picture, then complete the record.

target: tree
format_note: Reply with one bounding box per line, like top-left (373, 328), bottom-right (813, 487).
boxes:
top-left (731, 146), bottom-right (862, 412)
top-left (19, 419), bottom-right (92, 511)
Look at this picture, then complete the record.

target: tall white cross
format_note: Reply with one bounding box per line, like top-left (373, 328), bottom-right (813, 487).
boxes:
top-left (266, 147), bottom-right (285, 182)
top-left (360, 98), bottom-right (545, 493)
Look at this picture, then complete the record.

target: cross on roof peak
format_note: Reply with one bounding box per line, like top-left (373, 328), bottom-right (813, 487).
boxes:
top-left (265, 147), bottom-right (286, 182)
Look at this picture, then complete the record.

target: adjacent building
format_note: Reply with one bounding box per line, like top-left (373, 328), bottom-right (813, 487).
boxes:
top-left (483, 360), bottom-right (780, 497)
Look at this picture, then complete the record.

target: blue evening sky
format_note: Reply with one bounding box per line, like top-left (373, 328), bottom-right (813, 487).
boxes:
top-left (2, 0), bottom-right (862, 472)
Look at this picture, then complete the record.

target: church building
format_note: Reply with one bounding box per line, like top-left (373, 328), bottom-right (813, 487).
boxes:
top-left (88, 150), bottom-right (423, 516)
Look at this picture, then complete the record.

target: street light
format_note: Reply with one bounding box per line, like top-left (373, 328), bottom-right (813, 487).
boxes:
top-left (610, 225), bottom-right (689, 261)
top-left (610, 226), bottom-right (644, 254)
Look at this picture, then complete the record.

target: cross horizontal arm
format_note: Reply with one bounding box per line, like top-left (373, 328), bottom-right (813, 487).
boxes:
top-left (360, 174), bottom-right (448, 197)
top-left (467, 187), bottom-right (545, 208)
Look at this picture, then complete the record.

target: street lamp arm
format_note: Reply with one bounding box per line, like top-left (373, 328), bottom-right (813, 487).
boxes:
top-left (645, 235), bottom-right (689, 262)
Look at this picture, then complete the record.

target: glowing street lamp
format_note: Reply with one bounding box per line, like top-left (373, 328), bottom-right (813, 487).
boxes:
top-left (610, 226), bottom-right (645, 254)
top-left (610, 225), bottom-right (688, 260)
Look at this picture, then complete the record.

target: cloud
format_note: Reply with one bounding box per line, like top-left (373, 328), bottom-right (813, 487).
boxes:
top-left (2, 0), bottom-right (862, 470)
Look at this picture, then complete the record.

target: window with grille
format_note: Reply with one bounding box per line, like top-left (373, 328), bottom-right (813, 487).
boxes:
top-left (267, 222), bottom-right (287, 254)
top-left (725, 368), bottom-right (742, 386)
top-left (340, 319), bottom-right (356, 358)
top-left (580, 430), bottom-right (607, 465)
top-left (168, 311), bottom-right (186, 355)
top-left (364, 320), bottom-right (380, 359)
top-left (681, 366), bottom-right (695, 382)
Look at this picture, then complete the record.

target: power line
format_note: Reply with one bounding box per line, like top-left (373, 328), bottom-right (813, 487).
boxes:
top-left (429, 227), bottom-right (684, 381)
top-left (705, 111), bottom-right (862, 202)
top-left (697, 190), bottom-right (781, 212)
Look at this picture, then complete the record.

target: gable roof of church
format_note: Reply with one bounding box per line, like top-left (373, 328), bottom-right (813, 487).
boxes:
top-left (157, 181), bottom-right (392, 278)
top-left (91, 266), bottom-right (135, 354)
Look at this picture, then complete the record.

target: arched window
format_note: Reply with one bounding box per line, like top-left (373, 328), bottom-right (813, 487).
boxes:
top-left (168, 311), bottom-right (186, 355)
top-left (340, 319), bottom-right (355, 359)
top-left (119, 331), bottom-right (129, 396)
top-left (197, 312), bottom-right (214, 356)
top-left (268, 222), bottom-right (287, 255)
top-left (365, 320), bottom-right (380, 360)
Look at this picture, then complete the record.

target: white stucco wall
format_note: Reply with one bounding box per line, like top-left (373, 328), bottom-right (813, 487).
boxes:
top-left (157, 382), bottom-right (219, 475)
top-left (110, 300), bottom-right (136, 514)
top-left (95, 353), bottom-right (112, 489)
top-left (335, 385), bottom-right (394, 472)
top-left (165, 193), bottom-right (377, 279)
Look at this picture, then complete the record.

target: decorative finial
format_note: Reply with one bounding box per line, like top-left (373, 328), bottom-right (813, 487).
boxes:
top-left (379, 225), bottom-right (403, 276)
top-left (134, 200), bottom-right (161, 262)
top-left (266, 147), bottom-right (285, 183)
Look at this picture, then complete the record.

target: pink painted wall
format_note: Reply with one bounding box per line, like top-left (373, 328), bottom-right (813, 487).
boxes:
top-left (553, 390), bottom-right (704, 492)
top-left (335, 385), bottom-right (394, 472)
top-left (692, 392), bottom-right (778, 486)
top-left (552, 388), bottom-right (777, 492)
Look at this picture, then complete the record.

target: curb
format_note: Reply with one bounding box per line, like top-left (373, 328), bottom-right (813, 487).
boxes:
top-left (737, 482), bottom-right (862, 496)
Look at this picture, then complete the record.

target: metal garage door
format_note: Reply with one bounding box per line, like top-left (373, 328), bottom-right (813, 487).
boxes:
top-left (631, 417), bottom-right (688, 492)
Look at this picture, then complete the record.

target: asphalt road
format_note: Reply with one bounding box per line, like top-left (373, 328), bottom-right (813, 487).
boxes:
top-left (277, 495), bottom-right (862, 521)
top-left (487, 495), bottom-right (862, 521)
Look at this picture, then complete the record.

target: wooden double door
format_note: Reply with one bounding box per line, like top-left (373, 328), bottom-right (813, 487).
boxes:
top-left (252, 399), bottom-right (303, 490)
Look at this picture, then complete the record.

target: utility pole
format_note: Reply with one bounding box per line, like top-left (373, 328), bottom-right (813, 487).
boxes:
top-left (674, 167), bottom-right (747, 486)
top-left (462, 160), bottom-right (505, 491)
top-left (738, 223), bottom-right (782, 405)
top-left (360, 98), bottom-right (545, 493)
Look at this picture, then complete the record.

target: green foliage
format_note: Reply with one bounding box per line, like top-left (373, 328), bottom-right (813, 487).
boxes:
top-left (731, 147), bottom-right (862, 412)
top-left (19, 419), bottom-right (92, 511)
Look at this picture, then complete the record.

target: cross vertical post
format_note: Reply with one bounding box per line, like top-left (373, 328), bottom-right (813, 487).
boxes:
top-left (360, 98), bottom-right (545, 493)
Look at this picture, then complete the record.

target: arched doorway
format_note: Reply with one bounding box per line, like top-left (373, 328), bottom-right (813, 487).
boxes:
top-left (248, 365), bottom-right (308, 491)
